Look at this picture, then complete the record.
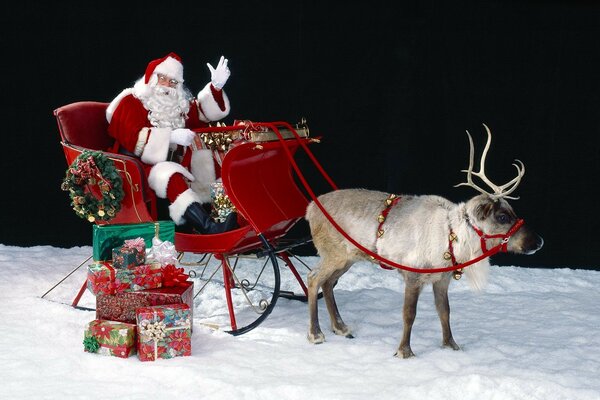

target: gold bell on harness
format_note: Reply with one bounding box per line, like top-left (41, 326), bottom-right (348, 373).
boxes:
top-left (453, 269), bottom-right (463, 280)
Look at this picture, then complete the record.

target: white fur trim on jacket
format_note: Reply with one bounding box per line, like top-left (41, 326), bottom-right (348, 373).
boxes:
top-left (169, 188), bottom-right (200, 225)
top-left (197, 83), bottom-right (230, 121)
top-left (141, 127), bottom-right (171, 165)
top-left (106, 88), bottom-right (133, 123)
top-left (147, 161), bottom-right (195, 199)
top-left (189, 149), bottom-right (216, 204)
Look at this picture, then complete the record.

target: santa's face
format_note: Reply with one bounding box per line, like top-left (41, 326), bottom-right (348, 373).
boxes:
top-left (157, 73), bottom-right (179, 88)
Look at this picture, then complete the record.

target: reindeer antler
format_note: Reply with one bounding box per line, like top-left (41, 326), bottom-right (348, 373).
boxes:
top-left (454, 123), bottom-right (525, 200)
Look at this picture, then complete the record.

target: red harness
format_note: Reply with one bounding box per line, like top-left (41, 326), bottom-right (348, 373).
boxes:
top-left (262, 126), bottom-right (525, 275)
top-left (375, 194), bottom-right (525, 274)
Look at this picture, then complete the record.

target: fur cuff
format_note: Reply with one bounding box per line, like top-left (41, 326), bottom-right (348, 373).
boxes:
top-left (141, 127), bottom-right (171, 165)
top-left (169, 188), bottom-right (200, 225)
top-left (148, 161), bottom-right (195, 199)
top-left (189, 149), bottom-right (216, 204)
top-left (197, 83), bottom-right (230, 121)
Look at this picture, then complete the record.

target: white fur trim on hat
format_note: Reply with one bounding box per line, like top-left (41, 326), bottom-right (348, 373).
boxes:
top-left (169, 188), bottom-right (200, 225)
top-left (147, 161), bottom-right (195, 199)
top-left (189, 149), bottom-right (216, 204)
top-left (197, 83), bottom-right (230, 121)
top-left (154, 56), bottom-right (184, 83)
top-left (140, 128), bottom-right (171, 165)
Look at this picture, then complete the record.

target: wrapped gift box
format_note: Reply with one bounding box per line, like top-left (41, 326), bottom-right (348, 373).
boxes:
top-left (83, 319), bottom-right (136, 358)
top-left (96, 280), bottom-right (194, 328)
top-left (92, 221), bottom-right (175, 262)
top-left (112, 240), bottom-right (146, 269)
top-left (210, 181), bottom-right (236, 222)
top-left (87, 262), bottom-right (162, 296)
top-left (136, 304), bottom-right (192, 362)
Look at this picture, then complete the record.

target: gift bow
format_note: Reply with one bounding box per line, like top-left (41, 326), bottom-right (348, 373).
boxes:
top-left (140, 320), bottom-right (168, 341)
top-left (123, 237), bottom-right (146, 252)
top-left (84, 335), bottom-right (132, 357)
top-left (161, 264), bottom-right (189, 287)
top-left (146, 238), bottom-right (178, 266)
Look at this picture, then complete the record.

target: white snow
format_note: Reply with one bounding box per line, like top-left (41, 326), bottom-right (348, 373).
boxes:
top-left (1, 244), bottom-right (599, 400)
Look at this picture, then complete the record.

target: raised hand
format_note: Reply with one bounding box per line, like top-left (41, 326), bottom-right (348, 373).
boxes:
top-left (207, 55), bottom-right (231, 90)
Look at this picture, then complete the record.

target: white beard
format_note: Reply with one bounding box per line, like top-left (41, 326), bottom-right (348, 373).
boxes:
top-left (142, 85), bottom-right (191, 129)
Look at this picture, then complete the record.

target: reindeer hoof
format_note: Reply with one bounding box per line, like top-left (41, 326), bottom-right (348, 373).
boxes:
top-left (307, 331), bottom-right (325, 344)
top-left (394, 347), bottom-right (415, 359)
top-left (443, 338), bottom-right (460, 351)
top-left (332, 325), bottom-right (353, 338)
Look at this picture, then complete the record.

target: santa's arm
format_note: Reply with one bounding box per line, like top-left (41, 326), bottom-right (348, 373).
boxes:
top-left (196, 83), bottom-right (231, 122)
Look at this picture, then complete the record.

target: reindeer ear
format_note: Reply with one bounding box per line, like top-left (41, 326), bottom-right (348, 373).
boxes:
top-left (474, 201), bottom-right (495, 221)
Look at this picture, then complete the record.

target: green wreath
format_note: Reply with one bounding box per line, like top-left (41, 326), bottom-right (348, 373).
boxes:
top-left (61, 150), bottom-right (124, 222)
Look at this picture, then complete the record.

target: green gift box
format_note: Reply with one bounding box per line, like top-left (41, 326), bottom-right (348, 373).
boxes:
top-left (92, 221), bottom-right (175, 261)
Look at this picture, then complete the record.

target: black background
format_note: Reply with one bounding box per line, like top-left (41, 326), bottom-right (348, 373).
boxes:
top-left (2, 1), bottom-right (599, 269)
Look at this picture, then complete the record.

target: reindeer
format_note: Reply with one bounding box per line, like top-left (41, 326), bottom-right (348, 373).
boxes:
top-left (304, 124), bottom-right (544, 358)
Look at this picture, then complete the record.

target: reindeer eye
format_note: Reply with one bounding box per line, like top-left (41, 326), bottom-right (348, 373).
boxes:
top-left (496, 213), bottom-right (511, 224)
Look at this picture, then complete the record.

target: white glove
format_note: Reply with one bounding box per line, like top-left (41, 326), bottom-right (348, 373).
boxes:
top-left (170, 128), bottom-right (195, 146)
top-left (207, 56), bottom-right (231, 90)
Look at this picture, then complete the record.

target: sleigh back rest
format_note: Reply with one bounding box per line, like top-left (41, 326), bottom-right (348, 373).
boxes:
top-left (55, 101), bottom-right (157, 224)
top-left (54, 101), bottom-right (114, 150)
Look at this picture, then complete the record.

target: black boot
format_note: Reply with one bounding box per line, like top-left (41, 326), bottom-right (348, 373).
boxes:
top-left (183, 202), bottom-right (238, 234)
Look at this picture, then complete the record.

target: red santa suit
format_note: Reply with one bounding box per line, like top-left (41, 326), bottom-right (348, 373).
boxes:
top-left (105, 53), bottom-right (230, 226)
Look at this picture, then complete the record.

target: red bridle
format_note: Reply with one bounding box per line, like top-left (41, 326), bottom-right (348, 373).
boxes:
top-left (467, 218), bottom-right (525, 253)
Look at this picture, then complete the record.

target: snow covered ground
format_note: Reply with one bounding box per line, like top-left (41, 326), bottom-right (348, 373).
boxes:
top-left (1, 244), bottom-right (599, 400)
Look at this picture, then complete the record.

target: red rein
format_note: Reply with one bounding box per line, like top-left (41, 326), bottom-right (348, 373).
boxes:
top-left (265, 121), bottom-right (524, 274)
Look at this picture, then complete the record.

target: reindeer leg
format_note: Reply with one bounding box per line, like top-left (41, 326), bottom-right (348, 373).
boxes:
top-left (433, 277), bottom-right (460, 351)
top-left (323, 266), bottom-right (354, 338)
top-left (307, 264), bottom-right (332, 344)
top-left (395, 281), bottom-right (422, 358)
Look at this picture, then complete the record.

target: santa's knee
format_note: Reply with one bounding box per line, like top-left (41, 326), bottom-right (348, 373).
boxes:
top-left (148, 161), bottom-right (194, 199)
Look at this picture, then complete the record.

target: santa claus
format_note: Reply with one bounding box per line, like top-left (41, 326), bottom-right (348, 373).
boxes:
top-left (106, 52), bottom-right (238, 234)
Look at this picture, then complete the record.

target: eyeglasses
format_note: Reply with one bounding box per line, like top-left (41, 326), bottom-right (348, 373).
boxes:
top-left (157, 74), bottom-right (179, 87)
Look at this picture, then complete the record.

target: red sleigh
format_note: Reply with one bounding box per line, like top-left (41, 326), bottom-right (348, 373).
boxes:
top-left (52, 101), bottom-right (321, 335)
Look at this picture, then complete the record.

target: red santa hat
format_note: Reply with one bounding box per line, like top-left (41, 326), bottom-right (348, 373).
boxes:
top-left (144, 52), bottom-right (184, 84)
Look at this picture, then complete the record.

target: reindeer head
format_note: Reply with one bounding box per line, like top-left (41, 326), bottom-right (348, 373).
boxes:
top-left (456, 125), bottom-right (544, 255)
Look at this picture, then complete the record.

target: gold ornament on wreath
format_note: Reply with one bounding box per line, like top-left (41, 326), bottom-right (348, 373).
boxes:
top-left (61, 150), bottom-right (124, 222)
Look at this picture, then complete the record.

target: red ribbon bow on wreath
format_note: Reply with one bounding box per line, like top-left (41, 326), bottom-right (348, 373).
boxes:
top-left (161, 264), bottom-right (188, 287)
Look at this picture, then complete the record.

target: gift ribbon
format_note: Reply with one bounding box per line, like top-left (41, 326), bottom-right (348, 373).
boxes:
top-left (161, 264), bottom-right (189, 287)
top-left (140, 309), bottom-right (191, 361)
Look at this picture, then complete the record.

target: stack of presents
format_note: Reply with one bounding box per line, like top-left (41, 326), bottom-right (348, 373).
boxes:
top-left (82, 221), bottom-right (195, 362)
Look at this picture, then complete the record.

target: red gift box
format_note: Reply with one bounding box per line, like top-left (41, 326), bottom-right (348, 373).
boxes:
top-left (96, 280), bottom-right (194, 329)
top-left (87, 261), bottom-right (162, 295)
top-left (136, 303), bottom-right (192, 362)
